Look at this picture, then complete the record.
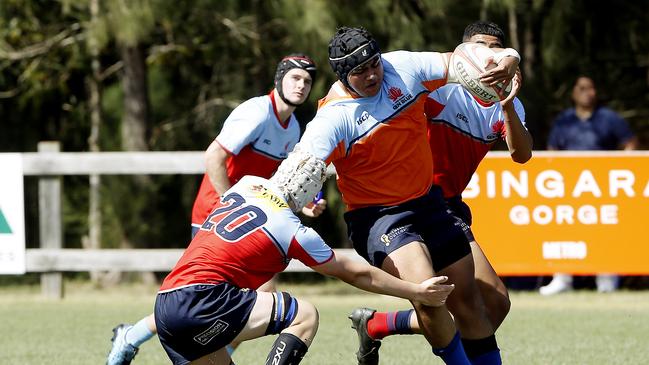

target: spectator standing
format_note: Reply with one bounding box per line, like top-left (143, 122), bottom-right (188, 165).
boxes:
top-left (539, 75), bottom-right (638, 295)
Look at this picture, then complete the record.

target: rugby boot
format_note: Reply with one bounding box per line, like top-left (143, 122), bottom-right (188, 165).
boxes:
top-left (349, 307), bottom-right (381, 365)
top-left (107, 324), bottom-right (139, 365)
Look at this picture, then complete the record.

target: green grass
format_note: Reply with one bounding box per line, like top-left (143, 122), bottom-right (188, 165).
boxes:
top-left (1, 281), bottom-right (648, 364)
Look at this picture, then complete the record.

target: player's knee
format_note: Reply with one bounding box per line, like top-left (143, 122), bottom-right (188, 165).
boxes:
top-left (449, 284), bottom-right (485, 318)
top-left (490, 294), bottom-right (511, 327)
top-left (257, 279), bottom-right (277, 293)
top-left (292, 299), bottom-right (319, 333)
top-left (411, 300), bottom-right (446, 321)
top-left (265, 292), bottom-right (319, 338)
top-left (498, 294), bottom-right (511, 316)
top-left (265, 291), bottom-right (301, 335)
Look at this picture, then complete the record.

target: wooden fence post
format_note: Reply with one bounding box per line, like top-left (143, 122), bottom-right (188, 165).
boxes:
top-left (38, 141), bottom-right (63, 299)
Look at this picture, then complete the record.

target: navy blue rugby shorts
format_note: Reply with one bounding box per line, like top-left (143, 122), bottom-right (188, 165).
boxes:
top-left (344, 185), bottom-right (471, 271)
top-left (155, 282), bottom-right (257, 365)
top-left (445, 195), bottom-right (475, 242)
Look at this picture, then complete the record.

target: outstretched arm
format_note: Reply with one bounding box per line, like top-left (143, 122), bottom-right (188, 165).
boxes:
top-left (501, 71), bottom-right (533, 163)
top-left (301, 198), bottom-right (327, 217)
top-left (312, 254), bottom-right (454, 306)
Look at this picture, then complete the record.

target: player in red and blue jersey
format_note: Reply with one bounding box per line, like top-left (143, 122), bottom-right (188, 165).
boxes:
top-left (191, 54), bottom-right (326, 237)
top-left (348, 22), bottom-right (533, 365)
top-left (297, 27), bottom-right (520, 365)
top-left (106, 54), bottom-right (326, 365)
top-left (154, 149), bottom-right (455, 365)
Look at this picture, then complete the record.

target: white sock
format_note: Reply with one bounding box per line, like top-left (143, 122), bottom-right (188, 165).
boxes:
top-left (125, 318), bottom-right (155, 347)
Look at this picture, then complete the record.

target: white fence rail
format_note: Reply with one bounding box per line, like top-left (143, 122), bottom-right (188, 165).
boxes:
top-left (26, 248), bottom-right (361, 272)
top-left (19, 142), bottom-right (340, 299)
top-left (22, 151), bottom-right (206, 175)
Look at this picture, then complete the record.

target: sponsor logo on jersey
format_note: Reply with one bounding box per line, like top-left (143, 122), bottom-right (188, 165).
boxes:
top-left (193, 319), bottom-right (229, 345)
top-left (388, 86), bottom-right (413, 110)
top-left (388, 86), bottom-right (403, 101)
top-left (486, 120), bottom-right (505, 141)
top-left (356, 111), bottom-right (371, 125)
top-left (252, 185), bottom-right (289, 210)
top-left (455, 112), bottom-right (470, 124)
top-left (263, 138), bottom-right (272, 145)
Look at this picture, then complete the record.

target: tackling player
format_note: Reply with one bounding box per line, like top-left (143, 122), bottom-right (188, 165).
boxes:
top-left (348, 21), bottom-right (533, 365)
top-left (106, 53), bottom-right (326, 365)
top-left (154, 148), bottom-right (455, 365)
top-left (296, 27), bottom-right (520, 365)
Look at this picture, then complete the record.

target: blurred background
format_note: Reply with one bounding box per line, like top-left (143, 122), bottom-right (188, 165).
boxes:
top-left (1, 0), bottom-right (648, 286)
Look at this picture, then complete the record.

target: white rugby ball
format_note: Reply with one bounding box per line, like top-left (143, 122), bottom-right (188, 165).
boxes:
top-left (449, 42), bottom-right (512, 103)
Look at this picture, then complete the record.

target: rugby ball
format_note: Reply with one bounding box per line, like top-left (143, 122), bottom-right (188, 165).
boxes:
top-left (449, 42), bottom-right (512, 103)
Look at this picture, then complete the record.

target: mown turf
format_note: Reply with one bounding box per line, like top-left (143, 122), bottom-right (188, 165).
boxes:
top-left (1, 281), bottom-right (648, 364)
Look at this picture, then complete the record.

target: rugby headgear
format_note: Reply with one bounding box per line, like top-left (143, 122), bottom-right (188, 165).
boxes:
top-left (328, 27), bottom-right (381, 92)
top-left (270, 146), bottom-right (326, 212)
top-left (274, 54), bottom-right (317, 107)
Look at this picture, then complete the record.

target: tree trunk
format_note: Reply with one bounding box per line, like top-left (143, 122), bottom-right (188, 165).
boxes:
top-left (480, 0), bottom-right (488, 21)
top-left (120, 44), bottom-right (149, 152)
top-left (119, 42), bottom-right (156, 284)
top-left (508, 5), bottom-right (520, 52)
top-left (523, 5), bottom-right (536, 80)
top-left (86, 0), bottom-right (102, 284)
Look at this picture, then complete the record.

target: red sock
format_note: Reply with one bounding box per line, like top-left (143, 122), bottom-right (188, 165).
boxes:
top-left (367, 310), bottom-right (414, 340)
top-left (366, 312), bottom-right (390, 340)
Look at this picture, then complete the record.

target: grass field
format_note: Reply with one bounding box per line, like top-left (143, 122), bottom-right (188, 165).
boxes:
top-left (1, 280), bottom-right (648, 364)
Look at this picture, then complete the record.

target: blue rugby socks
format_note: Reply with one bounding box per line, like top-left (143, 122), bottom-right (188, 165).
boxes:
top-left (462, 335), bottom-right (501, 365)
top-left (433, 331), bottom-right (472, 365)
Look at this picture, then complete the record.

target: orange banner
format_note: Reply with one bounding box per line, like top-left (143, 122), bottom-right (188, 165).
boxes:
top-left (464, 151), bottom-right (649, 275)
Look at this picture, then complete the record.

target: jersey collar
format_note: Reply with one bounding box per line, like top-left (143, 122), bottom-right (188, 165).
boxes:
top-left (269, 90), bottom-right (290, 129)
top-left (473, 94), bottom-right (495, 107)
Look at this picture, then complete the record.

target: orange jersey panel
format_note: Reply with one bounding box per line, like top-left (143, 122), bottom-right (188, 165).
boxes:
top-left (300, 51), bottom-right (450, 210)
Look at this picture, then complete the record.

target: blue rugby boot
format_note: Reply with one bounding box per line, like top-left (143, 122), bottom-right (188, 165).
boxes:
top-left (107, 324), bottom-right (139, 365)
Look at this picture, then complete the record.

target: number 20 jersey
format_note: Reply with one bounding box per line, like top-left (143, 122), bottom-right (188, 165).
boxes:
top-left (160, 176), bottom-right (334, 292)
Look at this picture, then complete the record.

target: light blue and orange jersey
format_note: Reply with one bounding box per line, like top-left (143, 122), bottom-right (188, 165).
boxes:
top-left (299, 51), bottom-right (451, 211)
top-left (162, 176), bottom-right (334, 292)
top-left (425, 85), bottom-right (526, 198)
top-left (191, 92), bottom-right (300, 228)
